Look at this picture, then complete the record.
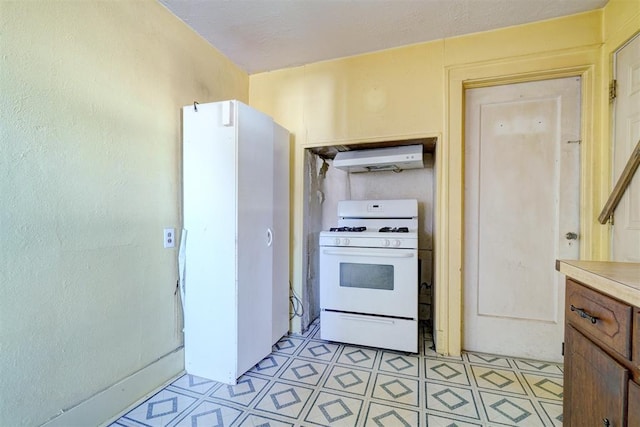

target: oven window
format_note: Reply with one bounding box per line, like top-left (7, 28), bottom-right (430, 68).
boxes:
top-left (339, 263), bottom-right (394, 290)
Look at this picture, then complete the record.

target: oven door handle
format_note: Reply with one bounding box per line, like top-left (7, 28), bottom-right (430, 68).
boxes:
top-left (340, 314), bottom-right (395, 325)
top-left (322, 249), bottom-right (414, 258)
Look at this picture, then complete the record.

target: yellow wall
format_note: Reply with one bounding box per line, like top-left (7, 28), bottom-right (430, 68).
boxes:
top-left (2, 0), bottom-right (636, 422)
top-left (251, 43), bottom-right (445, 333)
top-left (250, 1), bottom-right (640, 351)
top-left (0, 1), bottom-right (247, 425)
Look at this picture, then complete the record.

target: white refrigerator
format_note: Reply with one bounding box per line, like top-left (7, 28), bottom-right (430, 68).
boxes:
top-left (182, 100), bottom-right (290, 384)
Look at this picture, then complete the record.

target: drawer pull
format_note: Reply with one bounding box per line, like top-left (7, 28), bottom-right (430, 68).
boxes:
top-left (602, 418), bottom-right (610, 427)
top-left (570, 305), bottom-right (598, 324)
top-left (340, 314), bottom-right (394, 325)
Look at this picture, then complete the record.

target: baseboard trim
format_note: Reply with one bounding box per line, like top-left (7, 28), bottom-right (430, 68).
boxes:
top-left (42, 347), bottom-right (185, 427)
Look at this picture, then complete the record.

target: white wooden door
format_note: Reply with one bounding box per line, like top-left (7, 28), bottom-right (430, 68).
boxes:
top-left (183, 102), bottom-right (239, 383)
top-left (236, 101), bottom-right (274, 375)
top-left (612, 34), bottom-right (640, 262)
top-left (464, 77), bottom-right (581, 362)
top-left (272, 123), bottom-right (290, 344)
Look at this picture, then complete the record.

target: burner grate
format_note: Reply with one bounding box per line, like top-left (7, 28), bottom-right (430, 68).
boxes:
top-left (379, 227), bottom-right (409, 233)
top-left (329, 226), bottom-right (367, 232)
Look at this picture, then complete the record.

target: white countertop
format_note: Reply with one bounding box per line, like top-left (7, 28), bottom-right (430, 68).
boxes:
top-left (556, 260), bottom-right (640, 307)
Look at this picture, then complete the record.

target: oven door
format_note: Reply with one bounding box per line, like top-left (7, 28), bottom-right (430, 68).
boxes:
top-left (320, 246), bottom-right (417, 319)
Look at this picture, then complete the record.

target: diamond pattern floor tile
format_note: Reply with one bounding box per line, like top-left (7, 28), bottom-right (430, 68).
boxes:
top-left (337, 345), bottom-right (378, 369)
top-left (425, 359), bottom-right (471, 386)
top-left (522, 372), bottom-right (564, 400)
top-left (279, 359), bottom-right (328, 386)
top-left (365, 401), bottom-right (419, 427)
top-left (121, 389), bottom-right (197, 427)
top-left (465, 352), bottom-right (512, 368)
top-left (426, 413), bottom-right (483, 426)
top-left (209, 374), bottom-right (269, 406)
top-left (304, 391), bottom-right (363, 427)
top-left (425, 381), bottom-right (480, 420)
top-left (480, 391), bottom-right (546, 426)
top-left (236, 413), bottom-right (294, 427)
top-left (372, 373), bottom-right (419, 407)
top-left (513, 358), bottom-right (564, 375)
top-left (172, 400), bottom-right (243, 427)
top-left (249, 354), bottom-right (290, 377)
top-left (323, 365), bottom-right (371, 396)
top-left (109, 321), bottom-right (565, 427)
top-left (170, 374), bottom-right (220, 395)
top-left (254, 381), bottom-right (314, 419)
top-left (471, 365), bottom-right (527, 395)
top-left (540, 400), bottom-right (564, 427)
top-left (272, 336), bottom-right (305, 355)
top-left (379, 352), bottom-right (420, 377)
top-left (299, 340), bottom-right (340, 362)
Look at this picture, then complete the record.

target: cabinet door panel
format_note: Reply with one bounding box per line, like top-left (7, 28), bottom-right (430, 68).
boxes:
top-left (236, 101), bottom-right (274, 375)
top-left (183, 102), bottom-right (239, 383)
top-left (629, 381), bottom-right (640, 427)
top-left (564, 326), bottom-right (628, 427)
top-left (634, 309), bottom-right (639, 371)
top-left (271, 123), bottom-right (290, 344)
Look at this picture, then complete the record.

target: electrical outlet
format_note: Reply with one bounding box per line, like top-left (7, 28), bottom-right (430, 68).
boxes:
top-left (164, 228), bottom-right (176, 248)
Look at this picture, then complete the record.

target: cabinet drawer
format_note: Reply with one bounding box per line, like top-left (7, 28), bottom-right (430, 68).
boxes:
top-left (320, 310), bottom-right (417, 353)
top-left (566, 279), bottom-right (633, 359)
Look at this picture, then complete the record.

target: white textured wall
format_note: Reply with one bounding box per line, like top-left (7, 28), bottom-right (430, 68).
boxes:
top-left (0, 1), bottom-right (248, 425)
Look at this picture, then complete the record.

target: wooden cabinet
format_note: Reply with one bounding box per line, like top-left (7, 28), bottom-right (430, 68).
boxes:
top-left (563, 279), bottom-right (640, 427)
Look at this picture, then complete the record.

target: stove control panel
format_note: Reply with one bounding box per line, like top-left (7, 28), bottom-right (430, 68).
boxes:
top-left (319, 233), bottom-right (417, 249)
top-left (381, 239), bottom-right (403, 247)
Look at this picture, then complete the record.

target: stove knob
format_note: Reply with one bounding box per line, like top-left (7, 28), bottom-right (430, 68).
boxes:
top-left (343, 238), bottom-right (350, 246)
top-left (393, 240), bottom-right (401, 247)
top-left (334, 238), bottom-right (341, 245)
top-left (382, 239), bottom-right (391, 247)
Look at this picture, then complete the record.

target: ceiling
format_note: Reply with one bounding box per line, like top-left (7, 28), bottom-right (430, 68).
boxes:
top-left (159, 0), bottom-right (608, 75)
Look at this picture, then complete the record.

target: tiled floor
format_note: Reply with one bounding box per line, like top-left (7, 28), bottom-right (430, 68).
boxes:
top-left (109, 319), bottom-right (564, 426)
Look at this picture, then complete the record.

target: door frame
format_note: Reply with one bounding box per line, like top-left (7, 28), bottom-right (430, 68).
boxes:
top-left (436, 49), bottom-right (602, 356)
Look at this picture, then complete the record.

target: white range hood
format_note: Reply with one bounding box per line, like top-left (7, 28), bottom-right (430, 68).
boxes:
top-left (333, 144), bottom-right (424, 173)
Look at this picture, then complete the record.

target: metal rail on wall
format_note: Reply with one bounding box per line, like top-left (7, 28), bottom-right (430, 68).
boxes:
top-left (598, 139), bottom-right (640, 224)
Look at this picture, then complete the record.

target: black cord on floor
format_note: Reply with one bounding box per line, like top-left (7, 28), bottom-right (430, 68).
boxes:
top-left (289, 281), bottom-right (304, 320)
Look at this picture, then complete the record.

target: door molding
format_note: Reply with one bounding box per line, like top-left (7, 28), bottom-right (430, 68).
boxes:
top-left (436, 48), bottom-right (601, 356)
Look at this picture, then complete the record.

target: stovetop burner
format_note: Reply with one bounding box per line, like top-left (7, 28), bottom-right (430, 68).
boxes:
top-left (329, 226), bottom-right (367, 232)
top-left (379, 227), bottom-right (409, 233)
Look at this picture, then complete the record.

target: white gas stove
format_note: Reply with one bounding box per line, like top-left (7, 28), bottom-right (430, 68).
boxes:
top-left (319, 199), bottom-right (418, 353)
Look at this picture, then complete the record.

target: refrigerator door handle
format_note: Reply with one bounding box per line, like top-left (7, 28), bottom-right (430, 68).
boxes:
top-left (266, 228), bottom-right (273, 247)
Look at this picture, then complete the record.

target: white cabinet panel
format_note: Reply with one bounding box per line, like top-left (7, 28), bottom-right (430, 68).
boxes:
top-left (272, 123), bottom-right (290, 344)
top-left (236, 101), bottom-right (274, 376)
